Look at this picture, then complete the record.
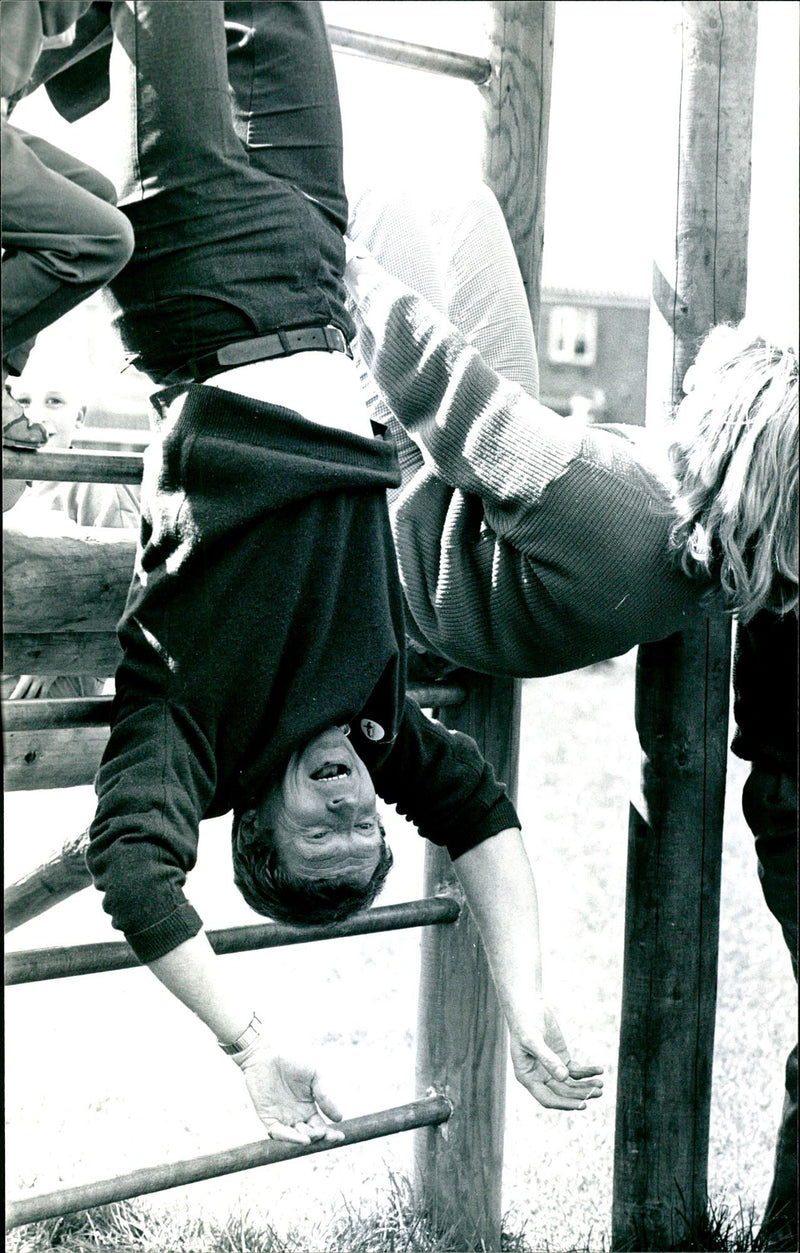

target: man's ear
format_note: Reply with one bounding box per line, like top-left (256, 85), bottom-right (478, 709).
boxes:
top-left (237, 808), bottom-right (260, 847)
top-left (75, 405), bottom-right (87, 429)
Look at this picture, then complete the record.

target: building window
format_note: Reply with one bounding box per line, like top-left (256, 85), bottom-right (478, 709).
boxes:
top-left (547, 305), bottom-right (598, 366)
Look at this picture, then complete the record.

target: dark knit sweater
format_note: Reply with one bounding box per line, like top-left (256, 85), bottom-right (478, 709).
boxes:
top-left (87, 386), bottom-right (518, 962)
top-left (348, 256), bottom-right (720, 677)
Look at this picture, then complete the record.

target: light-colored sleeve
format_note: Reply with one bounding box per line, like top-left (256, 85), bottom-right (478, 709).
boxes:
top-left (429, 182), bottom-right (539, 399)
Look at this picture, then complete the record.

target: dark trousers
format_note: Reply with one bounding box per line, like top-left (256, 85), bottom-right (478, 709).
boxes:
top-left (743, 766), bottom-right (798, 1252)
top-left (1, 124), bottom-right (134, 375)
top-left (100, 0), bottom-right (351, 379)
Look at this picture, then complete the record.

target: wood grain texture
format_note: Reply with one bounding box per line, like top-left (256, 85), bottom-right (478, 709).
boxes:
top-left (612, 5), bottom-right (757, 1247)
top-left (414, 676), bottom-right (521, 1251)
top-left (480, 1), bottom-right (554, 339)
top-left (3, 528), bottom-right (134, 632)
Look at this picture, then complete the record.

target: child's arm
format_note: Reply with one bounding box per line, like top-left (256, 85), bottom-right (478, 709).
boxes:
top-left (453, 828), bottom-right (603, 1110)
top-left (148, 933), bottom-right (344, 1144)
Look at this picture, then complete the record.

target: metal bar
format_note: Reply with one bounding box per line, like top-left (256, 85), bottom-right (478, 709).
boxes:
top-left (6, 1095), bottom-right (452, 1229)
top-left (1, 682), bottom-right (466, 733)
top-left (3, 447), bottom-right (143, 484)
top-left (5, 896), bottom-right (461, 985)
top-left (328, 24), bottom-right (491, 84)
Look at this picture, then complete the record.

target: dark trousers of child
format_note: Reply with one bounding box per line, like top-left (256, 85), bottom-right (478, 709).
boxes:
top-left (744, 767), bottom-right (798, 1252)
top-left (1, 122), bottom-right (134, 377)
top-left (734, 612), bottom-right (798, 1252)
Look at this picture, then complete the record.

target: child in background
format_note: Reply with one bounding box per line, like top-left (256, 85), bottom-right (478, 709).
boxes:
top-left (3, 324), bottom-right (140, 698)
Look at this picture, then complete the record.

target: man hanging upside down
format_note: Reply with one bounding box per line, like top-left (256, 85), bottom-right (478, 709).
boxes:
top-left (35, 1), bottom-right (602, 1143)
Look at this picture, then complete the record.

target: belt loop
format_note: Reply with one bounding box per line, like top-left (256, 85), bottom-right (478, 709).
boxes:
top-left (151, 383), bottom-right (189, 419)
top-left (276, 328), bottom-right (291, 354)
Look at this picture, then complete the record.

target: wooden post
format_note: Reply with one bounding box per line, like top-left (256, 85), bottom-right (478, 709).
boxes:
top-left (480, 0), bottom-right (555, 336)
top-left (612, 5), bottom-right (757, 1249)
top-left (415, 675), bottom-right (521, 1252)
top-left (411, 8), bottom-right (552, 1245)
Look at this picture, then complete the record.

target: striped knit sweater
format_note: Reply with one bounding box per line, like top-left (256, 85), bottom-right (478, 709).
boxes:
top-left (346, 253), bottom-right (719, 677)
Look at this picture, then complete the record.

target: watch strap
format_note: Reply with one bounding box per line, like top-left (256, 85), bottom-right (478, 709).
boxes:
top-left (218, 1012), bottom-right (262, 1056)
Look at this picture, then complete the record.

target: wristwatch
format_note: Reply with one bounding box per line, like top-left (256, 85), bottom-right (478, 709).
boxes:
top-left (218, 1012), bottom-right (262, 1055)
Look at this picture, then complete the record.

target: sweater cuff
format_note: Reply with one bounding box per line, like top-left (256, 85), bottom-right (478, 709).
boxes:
top-left (125, 902), bottom-right (204, 964)
top-left (445, 796), bottom-right (520, 861)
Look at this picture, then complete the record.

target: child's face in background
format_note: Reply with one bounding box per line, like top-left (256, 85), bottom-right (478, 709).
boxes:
top-left (9, 376), bottom-right (86, 449)
top-left (260, 727), bottom-right (383, 886)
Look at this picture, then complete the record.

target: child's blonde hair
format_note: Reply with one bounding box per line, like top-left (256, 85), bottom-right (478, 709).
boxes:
top-left (668, 324), bottom-right (798, 623)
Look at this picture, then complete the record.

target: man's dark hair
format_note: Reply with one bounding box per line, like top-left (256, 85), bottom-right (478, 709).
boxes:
top-left (231, 811), bottom-right (393, 925)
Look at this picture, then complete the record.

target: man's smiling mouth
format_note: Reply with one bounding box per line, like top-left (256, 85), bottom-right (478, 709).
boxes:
top-left (309, 762), bottom-right (351, 781)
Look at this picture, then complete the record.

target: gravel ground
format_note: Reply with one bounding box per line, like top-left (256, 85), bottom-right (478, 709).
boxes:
top-left (5, 650), bottom-right (796, 1250)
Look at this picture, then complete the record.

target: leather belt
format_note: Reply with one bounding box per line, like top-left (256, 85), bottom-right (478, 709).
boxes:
top-left (164, 324), bottom-right (351, 385)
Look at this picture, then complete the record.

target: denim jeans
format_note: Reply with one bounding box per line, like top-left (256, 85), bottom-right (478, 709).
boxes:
top-left (100, 1), bottom-right (352, 380)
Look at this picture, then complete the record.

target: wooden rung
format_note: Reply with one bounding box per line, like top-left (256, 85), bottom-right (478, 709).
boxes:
top-left (6, 1095), bottom-right (451, 1229)
top-left (3, 447), bottom-right (143, 484)
top-left (5, 896), bottom-right (462, 984)
top-left (3, 725), bottom-right (109, 791)
top-left (2, 682), bottom-right (464, 733)
top-left (1, 681), bottom-right (466, 792)
top-left (2, 696), bottom-right (112, 729)
top-left (2, 631), bottom-right (121, 675)
top-left (5, 833), bottom-right (92, 934)
top-left (328, 24), bottom-right (491, 83)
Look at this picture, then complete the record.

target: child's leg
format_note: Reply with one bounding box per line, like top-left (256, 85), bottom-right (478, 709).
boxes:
top-left (430, 182), bottom-right (540, 400)
top-left (743, 767), bottom-right (798, 1251)
top-left (1, 123), bottom-right (134, 375)
top-left (349, 185), bottom-right (450, 487)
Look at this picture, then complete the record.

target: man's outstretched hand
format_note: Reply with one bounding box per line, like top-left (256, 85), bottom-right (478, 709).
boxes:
top-left (233, 1045), bottom-right (344, 1144)
top-left (509, 1005), bottom-right (604, 1111)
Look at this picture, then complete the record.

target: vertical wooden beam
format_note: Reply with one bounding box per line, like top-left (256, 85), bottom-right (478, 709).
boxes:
top-left (415, 675), bottom-right (521, 1252)
top-left (480, 1), bottom-right (555, 337)
top-left (412, 7), bottom-right (552, 1244)
top-left (612, 5), bottom-right (758, 1249)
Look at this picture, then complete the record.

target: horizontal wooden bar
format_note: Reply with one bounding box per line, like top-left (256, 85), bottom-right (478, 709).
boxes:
top-left (3, 529), bottom-right (135, 633)
top-left (2, 696), bottom-right (112, 729)
top-left (2, 631), bottom-right (122, 675)
top-left (6, 1094), bottom-right (451, 1229)
top-left (409, 683), bottom-right (466, 710)
top-left (3, 725), bottom-right (110, 791)
top-left (4, 834), bottom-right (92, 934)
top-left (5, 896), bottom-right (461, 984)
top-left (328, 24), bottom-right (492, 83)
top-left (3, 447), bottom-right (143, 484)
top-left (2, 682), bottom-right (466, 792)
top-left (1, 682), bottom-right (464, 733)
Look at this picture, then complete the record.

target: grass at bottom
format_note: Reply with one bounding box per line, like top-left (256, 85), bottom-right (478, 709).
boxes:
top-left (5, 1185), bottom-right (768, 1253)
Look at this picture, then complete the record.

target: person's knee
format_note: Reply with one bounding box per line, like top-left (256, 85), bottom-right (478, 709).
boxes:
top-left (743, 767), bottom-right (798, 841)
top-left (75, 205), bottom-right (135, 283)
top-left (104, 210), bottom-right (135, 275)
top-left (72, 165), bottom-right (120, 207)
